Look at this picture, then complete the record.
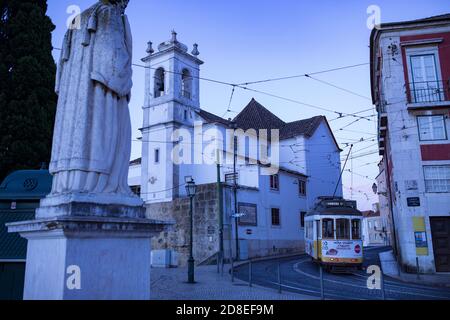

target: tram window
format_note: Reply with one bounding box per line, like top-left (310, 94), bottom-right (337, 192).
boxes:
top-left (322, 219), bottom-right (334, 239)
top-left (352, 219), bottom-right (361, 240)
top-left (305, 221), bottom-right (312, 239)
top-left (336, 219), bottom-right (350, 240)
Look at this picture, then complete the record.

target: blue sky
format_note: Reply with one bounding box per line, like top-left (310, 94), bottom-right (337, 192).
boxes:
top-left (47, 0), bottom-right (449, 209)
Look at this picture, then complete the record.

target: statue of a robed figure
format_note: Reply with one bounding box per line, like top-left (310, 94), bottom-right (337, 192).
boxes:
top-left (7, 1), bottom-right (167, 300)
top-left (51, 0), bottom-right (136, 200)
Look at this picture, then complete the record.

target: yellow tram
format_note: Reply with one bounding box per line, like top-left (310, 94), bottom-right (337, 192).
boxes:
top-left (305, 197), bottom-right (364, 273)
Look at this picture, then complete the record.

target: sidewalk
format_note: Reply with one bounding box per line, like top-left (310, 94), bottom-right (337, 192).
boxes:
top-left (150, 264), bottom-right (315, 300)
top-left (379, 250), bottom-right (450, 288)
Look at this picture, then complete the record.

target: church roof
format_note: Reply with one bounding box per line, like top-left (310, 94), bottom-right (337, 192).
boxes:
top-left (197, 109), bottom-right (232, 126)
top-left (280, 116), bottom-right (324, 140)
top-left (198, 98), bottom-right (340, 149)
top-left (233, 99), bottom-right (286, 132)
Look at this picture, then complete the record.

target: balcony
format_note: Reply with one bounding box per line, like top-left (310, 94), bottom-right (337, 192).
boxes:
top-left (408, 80), bottom-right (450, 108)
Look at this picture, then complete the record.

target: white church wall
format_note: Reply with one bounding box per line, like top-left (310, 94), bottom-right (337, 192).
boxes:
top-left (305, 121), bottom-right (343, 210)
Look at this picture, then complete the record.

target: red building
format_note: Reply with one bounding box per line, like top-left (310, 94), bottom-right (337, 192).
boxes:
top-left (370, 14), bottom-right (450, 273)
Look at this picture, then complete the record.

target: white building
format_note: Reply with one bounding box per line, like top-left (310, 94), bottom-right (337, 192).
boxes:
top-left (370, 14), bottom-right (450, 273)
top-left (362, 206), bottom-right (388, 247)
top-left (375, 159), bottom-right (393, 246)
top-left (128, 32), bottom-right (343, 264)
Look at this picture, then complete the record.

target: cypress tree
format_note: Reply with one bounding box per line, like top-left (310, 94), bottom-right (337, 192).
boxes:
top-left (0, 0), bottom-right (57, 181)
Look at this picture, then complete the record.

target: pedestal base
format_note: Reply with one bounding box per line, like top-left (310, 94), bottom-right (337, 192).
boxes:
top-left (7, 215), bottom-right (167, 300)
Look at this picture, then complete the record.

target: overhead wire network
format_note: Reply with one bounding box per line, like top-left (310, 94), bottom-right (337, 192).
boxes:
top-left (52, 47), bottom-right (382, 181)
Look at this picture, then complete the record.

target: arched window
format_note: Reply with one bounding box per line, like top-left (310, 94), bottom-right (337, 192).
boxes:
top-left (181, 68), bottom-right (192, 99)
top-left (154, 68), bottom-right (165, 98)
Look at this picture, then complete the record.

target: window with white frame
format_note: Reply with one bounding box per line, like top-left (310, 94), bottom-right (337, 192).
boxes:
top-left (424, 165), bottom-right (450, 193)
top-left (270, 174), bottom-right (279, 191)
top-left (406, 47), bottom-right (443, 103)
top-left (417, 115), bottom-right (447, 141)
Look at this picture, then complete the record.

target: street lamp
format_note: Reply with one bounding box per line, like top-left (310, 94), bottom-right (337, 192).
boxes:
top-left (372, 183), bottom-right (378, 195)
top-left (185, 176), bottom-right (197, 284)
top-left (372, 183), bottom-right (388, 197)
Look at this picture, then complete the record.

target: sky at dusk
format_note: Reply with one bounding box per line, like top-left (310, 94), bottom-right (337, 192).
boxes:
top-left (47, 0), bottom-right (450, 210)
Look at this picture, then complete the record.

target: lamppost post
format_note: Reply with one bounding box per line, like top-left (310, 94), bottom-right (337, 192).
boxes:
top-left (185, 177), bottom-right (197, 284)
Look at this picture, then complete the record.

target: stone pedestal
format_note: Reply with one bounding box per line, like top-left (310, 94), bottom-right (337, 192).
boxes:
top-left (7, 199), bottom-right (168, 300)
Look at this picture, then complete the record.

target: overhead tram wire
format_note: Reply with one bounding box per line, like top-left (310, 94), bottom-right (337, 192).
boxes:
top-left (304, 74), bottom-right (372, 101)
top-left (53, 47), bottom-right (376, 123)
top-left (237, 62), bottom-right (370, 86)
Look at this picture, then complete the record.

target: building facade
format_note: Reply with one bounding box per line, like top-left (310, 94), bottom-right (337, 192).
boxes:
top-left (370, 14), bottom-right (450, 273)
top-left (129, 32), bottom-right (343, 265)
top-left (362, 207), bottom-right (387, 247)
top-left (375, 159), bottom-right (393, 246)
top-left (0, 169), bottom-right (52, 300)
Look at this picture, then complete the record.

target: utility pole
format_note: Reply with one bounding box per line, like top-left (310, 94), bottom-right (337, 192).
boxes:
top-left (232, 123), bottom-right (240, 261)
top-left (216, 150), bottom-right (224, 271)
top-left (334, 144), bottom-right (353, 197)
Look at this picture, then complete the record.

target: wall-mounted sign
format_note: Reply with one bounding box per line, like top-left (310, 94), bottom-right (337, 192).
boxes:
top-left (407, 197), bottom-right (421, 207)
top-left (238, 203), bottom-right (257, 226)
top-left (414, 232), bottom-right (428, 248)
top-left (413, 217), bottom-right (428, 256)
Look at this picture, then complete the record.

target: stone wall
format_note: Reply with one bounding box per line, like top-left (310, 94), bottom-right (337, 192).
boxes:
top-left (146, 183), bottom-right (220, 267)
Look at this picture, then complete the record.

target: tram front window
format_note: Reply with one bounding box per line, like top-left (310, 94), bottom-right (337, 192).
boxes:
top-left (322, 219), bottom-right (334, 239)
top-left (352, 219), bottom-right (361, 240)
top-left (336, 219), bottom-right (350, 240)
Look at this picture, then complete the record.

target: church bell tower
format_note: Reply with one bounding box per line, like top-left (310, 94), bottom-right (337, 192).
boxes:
top-left (140, 31), bottom-right (204, 204)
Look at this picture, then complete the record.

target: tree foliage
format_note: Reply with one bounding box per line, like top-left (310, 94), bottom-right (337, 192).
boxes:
top-left (0, 0), bottom-right (56, 181)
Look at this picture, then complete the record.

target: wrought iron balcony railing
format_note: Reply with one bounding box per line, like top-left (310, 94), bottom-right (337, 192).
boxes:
top-left (408, 80), bottom-right (450, 104)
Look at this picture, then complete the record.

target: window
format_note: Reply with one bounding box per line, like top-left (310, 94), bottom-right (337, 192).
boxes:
top-left (130, 186), bottom-right (141, 197)
top-left (270, 175), bottom-right (279, 191)
top-left (271, 208), bottom-right (280, 226)
top-left (424, 165), bottom-right (450, 193)
top-left (352, 219), bottom-right (361, 240)
top-left (417, 115), bottom-right (446, 141)
top-left (154, 149), bottom-right (160, 164)
top-left (336, 219), bottom-right (350, 240)
top-left (238, 203), bottom-right (257, 226)
top-left (408, 53), bottom-right (442, 103)
top-left (305, 221), bottom-right (313, 239)
top-left (181, 69), bottom-right (192, 99)
top-left (300, 212), bottom-right (306, 228)
top-left (322, 219), bottom-right (334, 239)
top-left (154, 68), bottom-right (166, 98)
top-left (299, 179), bottom-right (307, 196)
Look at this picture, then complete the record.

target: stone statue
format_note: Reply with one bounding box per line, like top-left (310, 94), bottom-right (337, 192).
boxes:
top-left (49, 0), bottom-right (138, 205)
top-left (7, 1), bottom-right (169, 300)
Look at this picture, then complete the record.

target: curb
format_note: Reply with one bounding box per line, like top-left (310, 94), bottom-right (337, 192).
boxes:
top-left (384, 272), bottom-right (450, 289)
top-left (233, 252), bottom-right (305, 269)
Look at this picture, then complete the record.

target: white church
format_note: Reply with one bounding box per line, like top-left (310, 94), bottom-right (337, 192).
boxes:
top-left (128, 32), bottom-right (343, 265)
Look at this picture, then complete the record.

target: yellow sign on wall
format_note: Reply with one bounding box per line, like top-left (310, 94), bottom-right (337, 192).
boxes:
top-left (413, 217), bottom-right (428, 256)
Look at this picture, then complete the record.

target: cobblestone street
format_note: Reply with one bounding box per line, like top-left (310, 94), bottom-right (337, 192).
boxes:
top-left (150, 265), bottom-right (314, 300)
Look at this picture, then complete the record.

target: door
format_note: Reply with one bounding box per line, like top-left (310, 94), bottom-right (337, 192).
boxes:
top-left (409, 54), bottom-right (441, 103)
top-left (0, 262), bottom-right (26, 300)
top-left (430, 217), bottom-right (450, 272)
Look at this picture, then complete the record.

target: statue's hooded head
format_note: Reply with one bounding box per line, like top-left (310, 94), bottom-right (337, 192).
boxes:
top-left (101, 0), bottom-right (129, 13)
